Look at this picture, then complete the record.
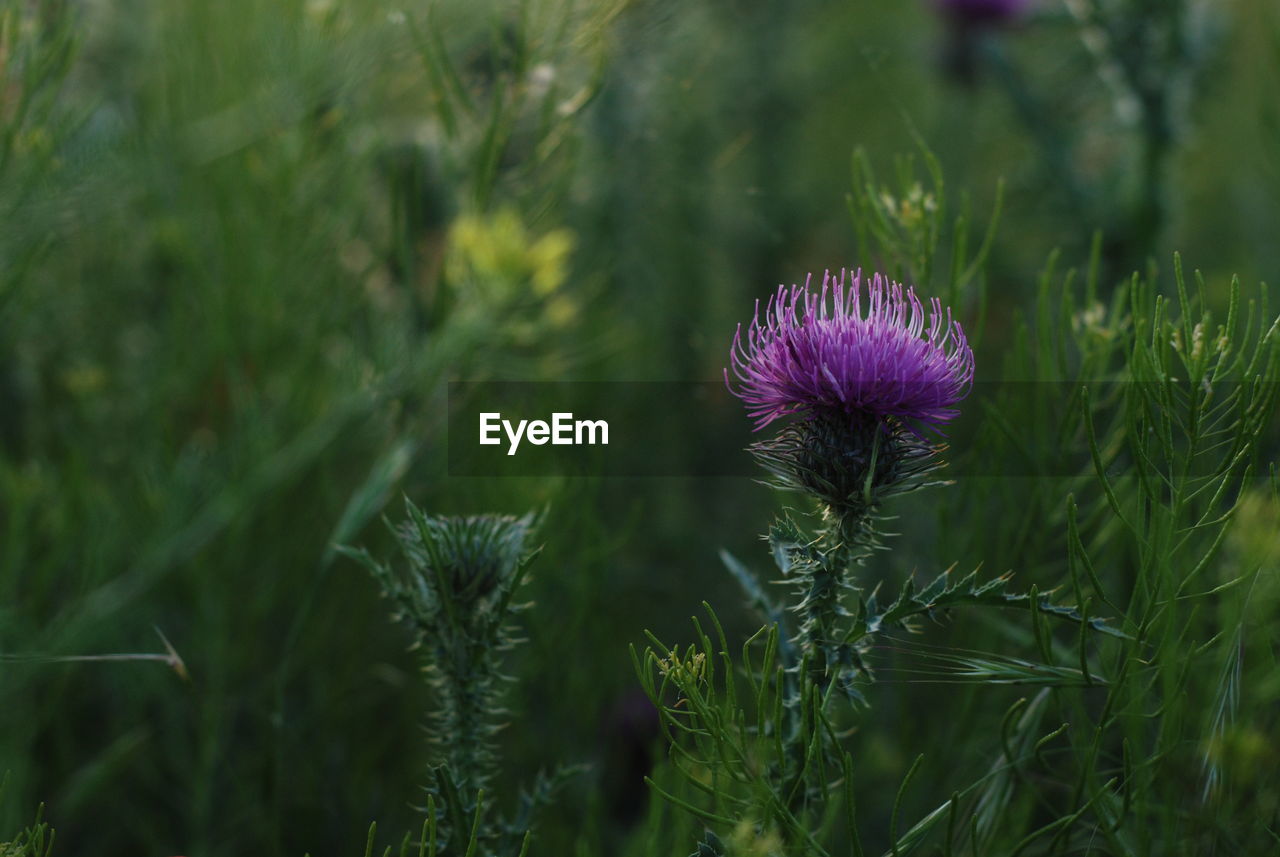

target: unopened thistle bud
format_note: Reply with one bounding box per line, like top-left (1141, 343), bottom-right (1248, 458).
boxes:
top-left (399, 512), bottom-right (535, 607)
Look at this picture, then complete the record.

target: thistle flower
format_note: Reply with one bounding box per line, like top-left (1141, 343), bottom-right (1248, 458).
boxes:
top-left (727, 270), bottom-right (973, 531)
top-left (726, 272), bottom-right (975, 699)
top-left (727, 269), bottom-right (974, 434)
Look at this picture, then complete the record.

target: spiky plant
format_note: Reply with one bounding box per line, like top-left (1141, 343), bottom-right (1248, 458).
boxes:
top-left (344, 501), bottom-right (572, 856)
top-left (726, 269), bottom-right (974, 693)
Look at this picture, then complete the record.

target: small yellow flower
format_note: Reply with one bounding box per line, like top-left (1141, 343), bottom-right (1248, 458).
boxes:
top-left (448, 208), bottom-right (573, 293)
top-left (446, 206), bottom-right (579, 330)
top-left (530, 228), bottom-right (574, 296)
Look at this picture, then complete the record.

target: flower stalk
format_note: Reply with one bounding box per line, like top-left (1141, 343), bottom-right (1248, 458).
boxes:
top-left (729, 270), bottom-right (973, 695)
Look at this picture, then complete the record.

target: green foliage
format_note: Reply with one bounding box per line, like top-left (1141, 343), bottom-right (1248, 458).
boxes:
top-left (0, 819), bottom-right (53, 857)
top-left (0, 779), bottom-right (53, 857)
top-left (0, 0), bottom-right (597, 851)
top-left (848, 142), bottom-right (1002, 317)
top-left (0, 0), bottom-right (78, 315)
top-left (2, 0), bottom-right (1278, 855)
top-left (637, 142), bottom-right (1280, 854)
top-left (344, 504), bottom-right (540, 794)
top-left (856, 566), bottom-right (1126, 642)
top-left (634, 607), bottom-right (854, 854)
top-left (343, 502), bottom-right (574, 857)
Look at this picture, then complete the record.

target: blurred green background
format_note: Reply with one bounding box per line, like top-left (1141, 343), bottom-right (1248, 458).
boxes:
top-left (0, 0), bottom-right (1277, 854)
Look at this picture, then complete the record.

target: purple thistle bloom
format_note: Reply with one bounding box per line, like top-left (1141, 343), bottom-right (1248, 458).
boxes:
top-left (727, 270), bottom-right (974, 434)
top-left (934, 0), bottom-right (1032, 25)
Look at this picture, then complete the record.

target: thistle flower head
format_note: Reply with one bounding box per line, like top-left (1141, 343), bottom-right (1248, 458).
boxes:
top-left (727, 269), bottom-right (974, 435)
